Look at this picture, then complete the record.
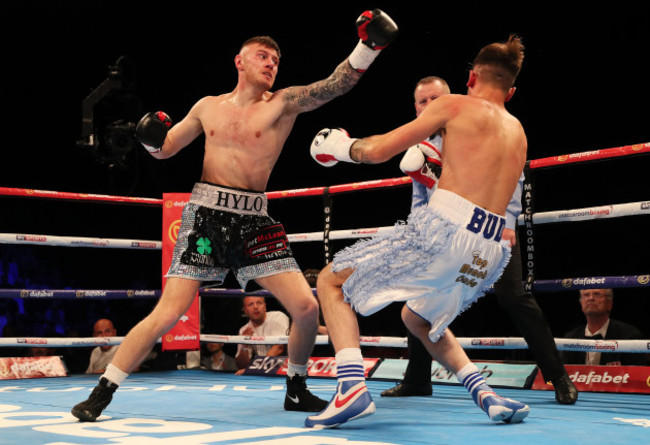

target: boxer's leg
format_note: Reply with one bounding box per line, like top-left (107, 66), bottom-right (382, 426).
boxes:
top-left (71, 278), bottom-right (200, 422)
top-left (305, 264), bottom-right (375, 429)
top-left (256, 271), bottom-right (328, 412)
top-left (403, 307), bottom-right (530, 423)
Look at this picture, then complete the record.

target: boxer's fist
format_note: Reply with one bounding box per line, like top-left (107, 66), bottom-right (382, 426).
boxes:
top-left (135, 111), bottom-right (172, 153)
top-left (399, 141), bottom-right (442, 189)
top-left (348, 9), bottom-right (398, 72)
top-left (356, 9), bottom-right (398, 50)
top-left (310, 128), bottom-right (358, 167)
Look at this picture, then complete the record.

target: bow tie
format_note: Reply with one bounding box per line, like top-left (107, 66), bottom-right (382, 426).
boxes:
top-left (586, 333), bottom-right (603, 340)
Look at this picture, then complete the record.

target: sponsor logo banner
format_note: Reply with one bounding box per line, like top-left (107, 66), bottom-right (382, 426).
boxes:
top-left (532, 365), bottom-right (650, 394)
top-left (241, 356), bottom-right (379, 377)
top-left (0, 356), bottom-right (67, 380)
top-left (244, 356), bottom-right (288, 376)
top-left (373, 359), bottom-right (538, 388)
top-left (162, 193), bottom-right (199, 351)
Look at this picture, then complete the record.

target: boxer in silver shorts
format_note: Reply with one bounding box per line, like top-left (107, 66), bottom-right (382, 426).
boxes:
top-left (168, 182), bottom-right (300, 289)
top-left (71, 10), bottom-right (398, 422)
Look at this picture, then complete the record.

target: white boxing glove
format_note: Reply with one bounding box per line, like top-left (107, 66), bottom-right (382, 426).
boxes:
top-left (310, 128), bottom-right (359, 167)
top-left (399, 141), bottom-right (442, 189)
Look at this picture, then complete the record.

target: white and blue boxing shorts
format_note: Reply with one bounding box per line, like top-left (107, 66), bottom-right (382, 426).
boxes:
top-left (332, 188), bottom-right (511, 342)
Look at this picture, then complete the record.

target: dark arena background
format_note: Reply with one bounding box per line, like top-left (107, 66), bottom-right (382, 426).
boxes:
top-left (0, 3), bottom-right (649, 443)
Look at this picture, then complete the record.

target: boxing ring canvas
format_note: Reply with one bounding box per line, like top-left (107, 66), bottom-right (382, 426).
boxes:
top-left (1, 370), bottom-right (649, 445)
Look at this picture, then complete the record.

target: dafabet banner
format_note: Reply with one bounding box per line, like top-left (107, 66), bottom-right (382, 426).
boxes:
top-left (161, 194), bottom-right (200, 351)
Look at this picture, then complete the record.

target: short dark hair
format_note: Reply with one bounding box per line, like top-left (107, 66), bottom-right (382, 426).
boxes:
top-left (414, 76), bottom-right (450, 95)
top-left (241, 36), bottom-right (281, 58)
top-left (472, 34), bottom-right (524, 91)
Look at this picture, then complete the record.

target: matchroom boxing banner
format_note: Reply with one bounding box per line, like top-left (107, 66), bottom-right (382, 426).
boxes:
top-left (161, 194), bottom-right (200, 351)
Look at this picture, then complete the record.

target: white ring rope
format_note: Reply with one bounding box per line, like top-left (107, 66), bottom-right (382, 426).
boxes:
top-left (0, 233), bottom-right (161, 249)
top-left (0, 228), bottom-right (391, 249)
top-left (287, 226), bottom-right (395, 243)
top-left (0, 335), bottom-right (647, 353)
top-left (2, 197), bottom-right (649, 250)
top-left (518, 200), bottom-right (650, 225)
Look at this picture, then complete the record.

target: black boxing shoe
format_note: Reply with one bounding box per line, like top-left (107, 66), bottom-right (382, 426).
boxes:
top-left (551, 372), bottom-right (578, 405)
top-left (381, 382), bottom-right (433, 397)
top-left (71, 377), bottom-right (118, 421)
top-left (284, 374), bottom-right (328, 412)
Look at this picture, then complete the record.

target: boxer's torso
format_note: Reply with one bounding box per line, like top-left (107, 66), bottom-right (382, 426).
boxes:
top-left (197, 90), bottom-right (298, 192)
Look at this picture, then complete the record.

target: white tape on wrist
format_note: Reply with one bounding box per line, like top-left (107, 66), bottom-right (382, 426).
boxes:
top-left (348, 40), bottom-right (380, 71)
top-left (142, 143), bottom-right (161, 154)
top-left (336, 137), bottom-right (359, 164)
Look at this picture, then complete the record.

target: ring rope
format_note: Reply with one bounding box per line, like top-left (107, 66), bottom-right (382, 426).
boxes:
top-left (0, 334), bottom-right (647, 353)
top-left (0, 187), bottom-right (163, 206)
top-left (518, 200), bottom-right (650, 225)
top-left (2, 272), bottom-right (648, 301)
top-left (3, 196), bottom-right (649, 251)
top-left (0, 177), bottom-right (411, 205)
top-left (0, 233), bottom-right (161, 249)
top-left (527, 142), bottom-right (650, 169)
top-left (0, 142), bottom-right (650, 206)
top-left (1, 145), bottom-right (647, 250)
top-left (0, 289), bottom-right (161, 299)
top-left (2, 142), bottom-right (646, 204)
top-left (0, 227), bottom-right (393, 249)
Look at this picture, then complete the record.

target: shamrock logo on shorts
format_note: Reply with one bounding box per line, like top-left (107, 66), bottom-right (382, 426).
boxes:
top-left (196, 237), bottom-right (212, 255)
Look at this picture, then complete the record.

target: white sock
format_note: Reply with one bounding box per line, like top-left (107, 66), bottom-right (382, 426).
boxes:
top-left (287, 361), bottom-right (308, 378)
top-left (455, 362), bottom-right (480, 383)
top-left (102, 363), bottom-right (129, 386)
top-left (335, 348), bottom-right (365, 382)
top-left (456, 363), bottom-right (493, 409)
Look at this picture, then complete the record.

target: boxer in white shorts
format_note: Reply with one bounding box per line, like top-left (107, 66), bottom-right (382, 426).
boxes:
top-left (335, 188), bottom-right (509, 343)
top-left (306, 35), bottom-right (530, 429)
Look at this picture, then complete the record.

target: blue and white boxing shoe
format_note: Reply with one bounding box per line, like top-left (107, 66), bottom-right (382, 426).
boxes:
top-left (305, 380), bottom-right (376, 429)
top-left (477, 389), bottom-right (530, 423)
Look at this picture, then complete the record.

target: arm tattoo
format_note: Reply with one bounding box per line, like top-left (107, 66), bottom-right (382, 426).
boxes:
top-left (285, 60), bottom-right (362, 110)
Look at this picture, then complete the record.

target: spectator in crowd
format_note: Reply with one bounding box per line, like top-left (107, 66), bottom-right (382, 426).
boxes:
top-left (202, 342), bottom-right (237, 372)
top-left (235, 296), bottom-right (290, 374)
top-left (29, 346), bottom-right (51, 357)
top-left (86, 319), bottom-right (119, 374)
top-left (562, 288), bottom-right (648, 366)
